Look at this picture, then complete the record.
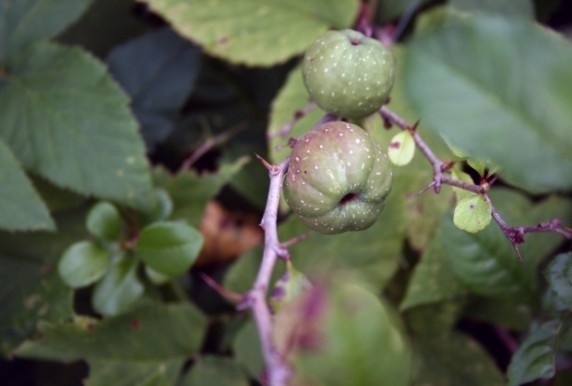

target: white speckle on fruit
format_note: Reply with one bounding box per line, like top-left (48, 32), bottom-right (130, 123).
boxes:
top-left (355, 138), bottom-right (361, 144)
top-left (319, 144), bottom-right (323, 149)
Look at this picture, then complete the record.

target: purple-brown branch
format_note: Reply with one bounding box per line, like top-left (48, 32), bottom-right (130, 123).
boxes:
top-left (240, 157), bottom-right (291, 386)
top-left (380, 106), bottom-right (572, 260)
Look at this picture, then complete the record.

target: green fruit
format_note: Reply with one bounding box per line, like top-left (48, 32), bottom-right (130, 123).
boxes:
top-left (302, 29), bottom-right (395, 119)
top-left (283, 121), bottom-right (392, 234)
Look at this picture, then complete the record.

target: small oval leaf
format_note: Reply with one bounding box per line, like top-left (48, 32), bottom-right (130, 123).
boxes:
top-left (388, 131), bottom-right (415, 166)
top-left (270, 261), bottom-right (312, 313)
top-left (92, 254), bottom-right (144, 317)
top-left (453, 194), bottom-right (491, 233)
top-left (86, 201), bottom-right (124, 241)
top-left (58, 241), bottom-right (110, 288)
top-left (144, 265), bottom-right (170, 286)
top-left (135, 221), bottom-right (203, 277)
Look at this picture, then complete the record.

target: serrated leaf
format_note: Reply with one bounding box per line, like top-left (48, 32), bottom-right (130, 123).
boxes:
top-left (545, 253), bottom-right (572, 310)
top-left (16, 303), bottom-right (207, 362)
top-left (135, 222), bottom-right (203, 277)
top-left (453, 194), bottom-right (491, 233)
top-left (414, 332), bottom-right (505, 386)
top-left (404, 15), bottom-right (572, 193)
top-left (449, 0), bottom-right (534, 18)
top-left (0, 140), bottom-right (54, 231)
top-left (0, 253), bottom-right (73, 356)
top-left (0, 210), bottom-right (84, 355)
top-left (0, 41), bottom-right (154, 210)
top-left (0, 0), bottom-right (92, 60)
top-left (86, 202), bottom-right (124, 241)
top-left (86, 359), bottom-right (183, 386)
top-left (180, 356), bottom-right (250, 386)
top-left (507, 320), bottom-right (561, 386)
top-left (388, 131), bottom-right (415, 166)
top-left (401, 232), bottom-right (467, 310)
top-left (58, 241), bottom-right (110, 288)
top-left (92, 254), bottom-right (144, 316)
top-left (143, 0), bottom-right (360, 66)
top-left (107, 27), bottom-right (201, 150)
top-left (268, 65), bottom-right (324, 164)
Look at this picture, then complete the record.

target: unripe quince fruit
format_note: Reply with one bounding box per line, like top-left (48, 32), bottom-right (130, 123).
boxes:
top-left (302, 29), bottom-right (395, 119)
top-left (283, 121), bottom-right (392, 234)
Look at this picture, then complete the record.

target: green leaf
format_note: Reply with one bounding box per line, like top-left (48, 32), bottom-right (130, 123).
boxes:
top-left (86, 202), bottom-right (124, 241)
top-left (232, 319), bottom-right (264, 379)
top-left (268, 65), bottom-right (325, 164)
top-left (106, 27), bottom-right (201, 150)
top-left (401, 232), bottom-right (467, 310)
top-left (453, 194), bottom-right (491, 233)
top-left (0, 41), bottom-right (154, 210)
top-left (135, 221), bottom-right (203, 277)
top-left (463, 297), bottom-right (532, 332)
top-left (16, 302), bottom-right (207, 362)
top-left (441, 213), bottom-right (533, 299)
top-left (180, 356), bottom-right (250, 386)
top-left (449, 0), bottom-right (534, 18)
top-left (405, 300), bottom-right (465, 335)
top-left (451, 169), bottom-right (476, 202)
top-left (0, 253), bottom-right (73, 356)
top-left (404, 15), bottom-right (572, 193)
top-left (0, 0), bottom-right (92, 60)
top-left (143, 0), bottom-right (360, 66)
top-left (276, 283), bottom-right (411, 386)
top-left (388, 131), bottom-right (415, 166)
top-left (86, 359), bottom-right (183, 386)
top-left (58, 240), bottom-right (110, 288)
top-left (154, 158), bottom-right (247, 227)
top-left (545, 253), bottom-right (572, 310)
top-left (270, 260), bottom-right (312, 313)
top-left (0, 139), bottom-right (54, 231)
top-left (440, 188), bottom-right (571, 301)
top-left (92, 254), bottom-right (144, 316)
top-left (0, 210), bottom-right (85, 355)
top-left (507, 320), bottom-right (562, 386)
top-left (414, 332), bottom-right (505, 386)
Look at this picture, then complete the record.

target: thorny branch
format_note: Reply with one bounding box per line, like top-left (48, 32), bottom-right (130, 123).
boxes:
top-left (240, 157), bottom-right (291, 386)
top-left (380, 106), bottom-right (572, 260)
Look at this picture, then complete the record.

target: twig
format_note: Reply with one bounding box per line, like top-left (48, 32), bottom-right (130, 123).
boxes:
top-left (240, 157), bottom-right (291, 386)
top-left (273, 102), bottom-right (316, 139)
top-left (180, 123), bottom-right (246, 171)
top-left (380, 106), bottom-right (572, 258)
